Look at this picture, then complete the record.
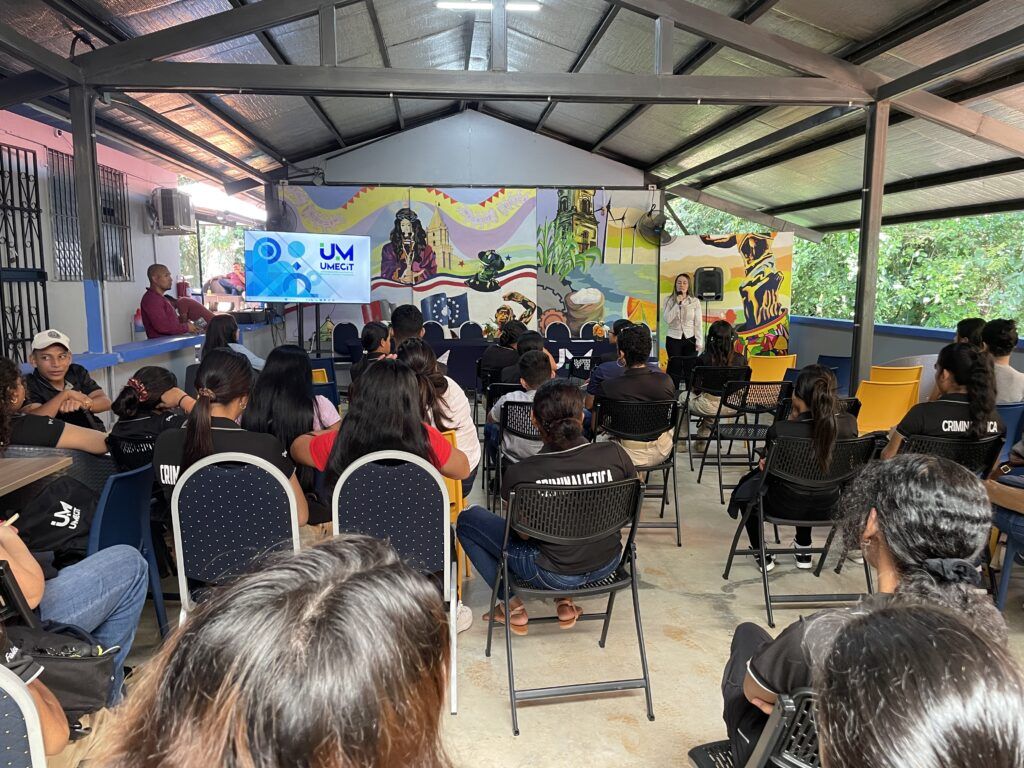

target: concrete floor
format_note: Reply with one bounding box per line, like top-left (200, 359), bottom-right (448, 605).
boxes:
top-left (56, 455), bottom-right (1024, 767)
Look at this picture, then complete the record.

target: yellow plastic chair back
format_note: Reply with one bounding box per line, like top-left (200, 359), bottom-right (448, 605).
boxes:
top-left (869, 365), bottom-right (923, 404)
top-left (441, 431), bottom-right (470, 594)
top-left (854, 380), bottom-right (918, 434)
top-left (747, 354), bottom-right (797, 382)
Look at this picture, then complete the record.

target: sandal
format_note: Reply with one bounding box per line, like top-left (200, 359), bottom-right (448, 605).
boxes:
top-left (556, 598), bottom-right (583, 630)
top-left (484, 603), bottom-right (529, 636)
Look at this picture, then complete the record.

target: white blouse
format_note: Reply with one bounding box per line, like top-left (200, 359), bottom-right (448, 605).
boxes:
top-left (662, 295), bottom-right (703, 348)
top-left (429, 376), bottom-right (481, 472)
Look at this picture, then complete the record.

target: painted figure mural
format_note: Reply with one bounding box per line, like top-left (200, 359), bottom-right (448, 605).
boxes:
top-left (380, 207), bottom-right (437, 284)
top-left (700, 233), bottom-right (787, 338)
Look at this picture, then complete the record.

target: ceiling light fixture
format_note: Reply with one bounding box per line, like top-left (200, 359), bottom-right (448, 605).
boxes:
top-left (436, 2), bottom-right (542, 11)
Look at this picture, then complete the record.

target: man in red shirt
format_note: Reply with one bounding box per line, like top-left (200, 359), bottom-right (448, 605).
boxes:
top-left (140, 264), bottom-right (214, 339)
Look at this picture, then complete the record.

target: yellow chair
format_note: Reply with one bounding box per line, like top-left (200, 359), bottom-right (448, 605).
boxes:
top-left (441, 431), bottom-right (471, 597)
top-left (869, 364), bottom-right (923, 404)
top-left (854, 380), bottom-right (919, 434)
top-left (747, 354), bottom-right (797, 382)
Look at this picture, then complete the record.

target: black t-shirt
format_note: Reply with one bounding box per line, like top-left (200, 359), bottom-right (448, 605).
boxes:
top-left (152, 417), bottom-right (295, 501)
top-left (8, 413), bottom-right (65, 448)
top-left (24, 364), bottom-right (105, 432)
top-left (748, 594), bottom-right (894, 695)
top-left (500, 362), bottom-right (521, 384)
top-left (895, 393), bottom-right (1005, 440)
top-left (501, 439), bottom-right (636, 574)
top-left (350, 352), bottom-right (384, 384)
top-left (1, 635), bottom-right (43, 685)
top-left (109, 412), bottom-right (187, 470)
top-left (480, 345), bottom-right (519, 376)
top-left (599, 366), bottom-right (676, 402)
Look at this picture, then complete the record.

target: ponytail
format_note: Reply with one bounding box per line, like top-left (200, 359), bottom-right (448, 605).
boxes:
top-left (794, 364), bottom-right (839, 471)
top-left (181, 349), bottom-right (252, 472)
top-left (112, 366), bottom-right (178, 420)
top-left (395, 337), bottom-right (452, 432)
top-left (182, 390), bottom-right (215, 472)
top-left (937, 343), bottom-right (997, 440)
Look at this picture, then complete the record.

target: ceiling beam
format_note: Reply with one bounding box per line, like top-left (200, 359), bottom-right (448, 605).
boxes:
top-left (457, 13), bottom-right (476, 112)
top-left (813, 197), bottom-right (1024, 233)
top-left (591, 0), bottom-right (778, 153)
top-left (534, 5), bottom-right (619, 131)
top-left (490, 0), bottom-right (507, 72)
top-left (365, 0), bottom-right (404, 130)
top-left (643, 0), bottom-right (987, 175)
top-left (875, 23), bottom-right (1024, 101)
top-left (765, 157), bottom-right (1024, 216)
top-left (90, 63), bottom-right (873, 105)
top-left (0, 22), bottom-right (82, 84)
top-left (665, 183), bottom-right (824, 242)
top-left (0, 70), bottom-right (69, 110)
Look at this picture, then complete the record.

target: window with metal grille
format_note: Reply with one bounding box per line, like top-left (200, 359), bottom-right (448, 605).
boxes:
top-left (47, 150), bottom-right (134, 281)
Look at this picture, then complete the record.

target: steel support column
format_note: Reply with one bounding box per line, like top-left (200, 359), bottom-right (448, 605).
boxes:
top-left (68, 85), bottom-right (106, 353)
top-left (491, 0), bottom-right (507, 72)
top-left (850, 102), bottom-right (890, 389)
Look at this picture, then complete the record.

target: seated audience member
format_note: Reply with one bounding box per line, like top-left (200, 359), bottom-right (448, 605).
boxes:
top-left (485, 350), bottom-right (554, 467)
top-left (1, 358), bottom-right (107, 454)
top-left (727, 365), bottom-right (857, 571)
top-left (390, 304), bottom-right (426, 348)
top-left (290, 358), bottom-right (470, 483)
top-left (479, 319), bottom-right (527, 377)
top-left (586, 320), bottom-right (635, 407)
top-left (598, 318), bottom-right (634, 365)
top-left (242, 345), bottom-right (340, 525)
top-left (813, 603), bottom-right (1024, 768)
top-left (140, 263), bottom-right (213, 339)
top-left (108, 366), bottom-right (196, 468)
top-left (499, 330), bottom-right (545, 383)
top-left (349, 321), bottom-right (390, 383)
top-left (152, 348), bottom-right (308, 525)
top-left (0, 624), bottom-right (68, 754)
top-left (396, 338), bottom-right (480, 496)
top-left (722, 455), bottom-right (1004, 766)
top-left (96, 536), bottom-right (452, 768)
top-left (596, 324), bottom-right (676, 467)
top-left (983, 318), bottom-right (1024, 403)
top-left (954, 316), bottom-right (986, 347)
top-left (690, 320), bottom-right (747, 445)
top-left (201, 313), bottom-right (265, 371)
top-left (881, 342), bottom-right (1003, 459)
top-left (23, 330), bottom-right (109, 431)
top-left (457, 379), bottom-right (636, 633)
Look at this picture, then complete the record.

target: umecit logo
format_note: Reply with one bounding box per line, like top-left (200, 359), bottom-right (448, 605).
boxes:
top-left (319, 241), bottom-right (356, 272)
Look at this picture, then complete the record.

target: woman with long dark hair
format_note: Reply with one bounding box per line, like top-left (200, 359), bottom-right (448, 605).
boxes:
top-left (727, 364), bottom-right (857, 571)
top-left (689, 319), bottom-right (746, 444)
top-left (108, 366), bottom-right (196, 468)
top-left (200, 313), bottom-right (265, 371)
top-left (813, 603), bottom-right (1024, 768)
top-left (396, 338), bottom-right (479, 494)
top-left (457, 378), bottom-right (636, 633)
top-left (350, 321), bottom-right (390, 383)
top-left (881, 342), bottom-right (1002, 459)
top-left (290, 358), bottom-right (470, 484)
top-left (151, 348), bottom-right (308, 524)
top-left (722, 454), bottom-right (1006, 767)
top-left (97, 535), bottom-right (452, 768)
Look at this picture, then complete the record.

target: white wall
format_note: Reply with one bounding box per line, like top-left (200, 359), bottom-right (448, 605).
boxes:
top-left (319, 111), bottom-right (645, 188)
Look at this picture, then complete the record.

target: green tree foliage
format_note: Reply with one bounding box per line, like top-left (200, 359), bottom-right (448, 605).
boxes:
top-left (179, 224), bottom-right (245, 288)
top-left (666, 199), bottom-right (1024, 328)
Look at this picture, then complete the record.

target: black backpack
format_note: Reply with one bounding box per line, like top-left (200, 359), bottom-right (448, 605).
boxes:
top-left (12, 477), bottom-right (97, 569)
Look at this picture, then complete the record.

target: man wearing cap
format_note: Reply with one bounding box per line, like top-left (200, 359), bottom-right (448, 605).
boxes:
top-left (23, 330), bottom-right (110, 432)
top-left (140, 263), bottom-right (213, 339)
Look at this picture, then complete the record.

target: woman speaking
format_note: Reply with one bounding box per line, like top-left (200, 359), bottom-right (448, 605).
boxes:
top-left (662, 273), bottom-right (703, 384)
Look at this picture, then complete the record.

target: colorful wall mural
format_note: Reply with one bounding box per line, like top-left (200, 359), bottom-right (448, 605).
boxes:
top-left (658, 232), bottom-right (793, 362)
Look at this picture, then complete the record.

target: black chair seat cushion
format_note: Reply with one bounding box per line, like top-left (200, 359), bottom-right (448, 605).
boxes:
top-left (715, 423), bottom-right (770, 441)
top-left (687, 740), bottom-right (734, 768)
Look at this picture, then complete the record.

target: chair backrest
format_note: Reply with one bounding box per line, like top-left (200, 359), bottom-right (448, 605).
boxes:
top-left (567, 355), bottom-right (593, 381)
top-left (423, 320), bottom-right (445, 342)
top-left (309, 355), bottom-right (339, 406)
top-left (870, 364), bottom-right (923, 404)
top-left (764, 435), bottom-right (876, 490)
top-left (997, 402), bottom-right (1024, 464)
top-left (854, 380), bottom-right (918, 433)
top-left (507, 478), bottom-right (643, 551)
top-left (444, 344), bottom-right (480, 391)
top-left (722, 380), bottom-right (794, 417)
top-left (666, 353), bottom-right (700, 390)
top-left (459, 321), bottom-right (483, 340)
top-left (580, 321), bottom-right (596, 339)
top-left (107, 435), bottom-right (157, 471)
top-left (184, 362), bottom-right (200, 397)
top-left (500, 399), bottom-right (541, 441)
top-left (690, 365), bottom-right (752, 398)
top-left (486, 382), bottom-right (523, 412)
top-left (87, 464), bottom-right (154, 555)
top-left (747, 689), bottom-right (820, 768)
top-left (594, 399), bottom-right (679, 442)
top-left (333, 321), bottom-right (358, 345)
top-left (747, 354), bottom-right (797, 382)
top-left (898, 433), bottom-right (1004, 476)
top-left (331, 450), bottom-right (450, 594)
top-left (0, 665), bottom-right (47, 768)
top-left (775, 397), bottom-right (861, 422)
top-left (545, 321), bottom-right (570, 342)
top-left (171, 453), bottom-right (300, 589)
top-left (816, 354), bottom-right (852, 395)
top-left (0, 445), bottom-right (116, 494)
top-left (439, 432), bottom-right (464, 517)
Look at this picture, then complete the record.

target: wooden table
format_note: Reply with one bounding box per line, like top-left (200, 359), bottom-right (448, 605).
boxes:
top-left (0, 456), bottom-right (72, 497)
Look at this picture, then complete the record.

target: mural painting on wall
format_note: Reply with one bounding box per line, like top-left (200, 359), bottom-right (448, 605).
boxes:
top-left (278, 185), bottom-right (537, 337)
top-left (535, 188), bottom-right (660, 339)
top-left (658, 231), bottom-right (793, 363)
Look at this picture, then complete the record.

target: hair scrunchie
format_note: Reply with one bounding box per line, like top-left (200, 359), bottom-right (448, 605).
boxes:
top-left (126, 378), bottom-right (149, 402)
top-left (922, 558), bottom-right (980, 585)
top-left (196, 387), bottom-right (216, 402)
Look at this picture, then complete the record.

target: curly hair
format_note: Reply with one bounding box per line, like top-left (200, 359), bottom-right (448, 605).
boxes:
top-left (0, 358), bottom-right (22, 454)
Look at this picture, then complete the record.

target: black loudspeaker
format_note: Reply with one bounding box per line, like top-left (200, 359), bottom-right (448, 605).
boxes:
top-left (694, 266), bottom-right (724, 301)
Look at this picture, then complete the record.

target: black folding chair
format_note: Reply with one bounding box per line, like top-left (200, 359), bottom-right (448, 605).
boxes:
top-left (774, 396), bottom-right (861, 423)
top-left (723, 435), bottom-right (876, 627)
top-left (481, 383), bottom-right (523, 493)
top-left (898, 433), bottom-right (1004, 477)
top-left (491, 399), bottom-right (541, 509)
top-left (688, 689), bottom-right (820, 768)
top-left (474, 358), bottom-right (498, 428)
top-left (698, 381), bottom-right (793, 504)
top-left (485, 479), bottom-right (652, 735)
top-left (593, 398), bottom-right (682, 546)
top-left (680, 366), bottom-right (753, 471)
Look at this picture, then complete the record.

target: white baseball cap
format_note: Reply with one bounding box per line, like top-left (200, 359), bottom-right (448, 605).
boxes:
top-left (31, 329), bottom-right (71, 352)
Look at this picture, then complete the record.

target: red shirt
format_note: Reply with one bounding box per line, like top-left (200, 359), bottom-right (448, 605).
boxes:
top-left (140, 287), bottom-right (188, 338)
top-left (308, 423), bottom-right (453, 472)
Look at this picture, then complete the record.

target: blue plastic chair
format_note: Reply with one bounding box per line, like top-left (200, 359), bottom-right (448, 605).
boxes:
top-left (459, 321), bottom-right (484, 340)
top-left (423, 321), bottom-right (445, 342)
top-left (997, 402), bottom-right (1024, 464)
top-left (310, 355), bottom-right (339, 406)
top-left (86, 464), bottom-right (169, 638)
top-left (331, 322), bottom-right (359, 362)
top-left (817, 355), bottom-right (851, 396)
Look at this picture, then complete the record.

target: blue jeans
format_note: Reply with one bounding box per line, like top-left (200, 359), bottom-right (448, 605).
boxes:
top-left (484, 423), bottom-right (500, 465)
top-left (994, 506), bottom-right (1024, 545)
top-left (456, 505), bottom-right (619, 598)
top-left (39, 545), bottom-right (149, 705)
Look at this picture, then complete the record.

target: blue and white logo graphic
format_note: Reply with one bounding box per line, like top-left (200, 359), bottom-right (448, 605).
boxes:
top-left (244, 231), bottom-right (370, 304)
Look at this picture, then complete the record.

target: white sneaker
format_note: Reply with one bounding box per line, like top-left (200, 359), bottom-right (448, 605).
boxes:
top-left (794, 542), bottom-right (814, 570)
top-left (456, 602), bottom-right (473, 634)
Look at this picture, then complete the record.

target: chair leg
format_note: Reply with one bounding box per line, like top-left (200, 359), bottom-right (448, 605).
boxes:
top-left (814, 527), bottom-right (837, 578)
top-left (502, 562), bottom-right (520, 736)
top-left (658, 468), bottom-right (669, 520)
top-left (773, 525), bottom-right (781, 544)
top-left (599, 591), bottom-right (617, 648)
top-left (716, 431), bottom-right (725, 505)
top-left (671, 463), bottom-right (682, 548)
top-left (485, 562), bottom-right (503, 658)
top-left (863, 558), bottom-right (874, 595)
top-left (996, 535), bottom-right (1019, 611)
top-left (758, 504), bottom-right (775, 628)
top-left (143, 545), bottom-right (170, 638)
top-left (629, 557), bottom-right (655, 722)
top-left (723, 504), bottom-right (752, 580)
top-left (449, 562), bottom-right (458, 715)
